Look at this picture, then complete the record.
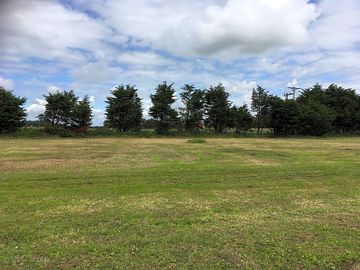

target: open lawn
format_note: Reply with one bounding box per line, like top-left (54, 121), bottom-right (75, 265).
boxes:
top-left (0, 137), bottom-right (360, 269)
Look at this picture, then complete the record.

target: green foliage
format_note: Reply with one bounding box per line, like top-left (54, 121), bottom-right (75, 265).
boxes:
top-left (39, 90), bottom-right (92, 134)
top-left (71, 95), bottom-right (92, 132)
top-left (105, 85), bottom-right (143, 132)
top-left (12, 127), bottom-right (46, 137)
top-left (1, 82), bottom-right (360, 137)
top-left (252, 87), bottom-right (282, 134)
top-left (39, 90), bottom-right (78, 128)
top-left (140, 118), bottom-right (157, 129)
top-left (25, 120), bottom-right (44, 127)
top-left (324, 84), bottom-right (360, 132)
top-left (149, 81), bottom-right (178, 134)
top-left (230, 105), bottom-right (253, 134)
top-left (267, 83), bottom-right (360, 136)
top-left (297, 83), bottom-right (326, 104)
top-left (251, 86), bottom-right (273, 134)
top-left (204, 83), bottom-right (232, 133)
top-left (297, 84), bottom-right (360, 133)
top-left (298, 101), bottom-right (335, 136)
top-left (180, 84), bottom-right (205, 131)
top-left (269, 98), bottom-right (301, 136)
top-left (0, 87), bottom-right (26, 133)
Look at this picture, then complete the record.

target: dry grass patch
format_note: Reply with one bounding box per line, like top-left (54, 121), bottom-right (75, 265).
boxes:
top-left (295, 199), bottom-right (329, 209)
top-left (36, 199), bottom-right (115, 217)
top-left (245, 157), bottom-right (281, 166)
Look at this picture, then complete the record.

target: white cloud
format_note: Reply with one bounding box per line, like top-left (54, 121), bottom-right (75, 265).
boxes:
top-left (26, 98), bottom-right (47, 120)
top-left (1, 0), bottom-right (360, 114)
top-left (311, 0), bottom-right (360, 50)
top-left (47, 85), bottom-right (60, 94)
top-left (288, 79), bottom-right (298, 87)
top-left (93, 108), bottom-right (105, 121)
top-left (259, 58), bottom-right (281, 73)
top-left (71, 61), bottom-right (122, 83)
top-left (89, 96), bottom-right (95, 104)
top-left (142, 98), bottom-right (153, 119)
top-left (0, 76), bottom-right (14, 90)
top-left (85, 0), bottom-right (319, 58)
top-left (222, 80), bottom-right (257, 106)
top-left (117, 51), bottom-right (172, 66)
top-left (0, 0), bottom-right (112, 72)
top-left (170, 0), bottom-right (318, 57)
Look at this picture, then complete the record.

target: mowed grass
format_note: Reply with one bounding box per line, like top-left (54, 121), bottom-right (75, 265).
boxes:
top-left (0, 137), bottom-right (360, 270)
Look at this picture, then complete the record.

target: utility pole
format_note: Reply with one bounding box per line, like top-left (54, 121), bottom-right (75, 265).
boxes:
top-left (284, 87), bottom-right (303, 100)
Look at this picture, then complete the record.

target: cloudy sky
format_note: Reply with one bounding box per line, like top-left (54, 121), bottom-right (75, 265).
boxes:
top-left (1, 0), bottom-right (360, 125)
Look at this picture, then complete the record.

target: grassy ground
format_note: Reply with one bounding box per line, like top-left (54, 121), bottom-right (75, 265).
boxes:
top-left (0, 137), bottom-right (359, 269)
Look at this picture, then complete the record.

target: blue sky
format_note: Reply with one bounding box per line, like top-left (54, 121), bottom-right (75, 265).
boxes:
top-left (1, 0), bottom-right (360, 125)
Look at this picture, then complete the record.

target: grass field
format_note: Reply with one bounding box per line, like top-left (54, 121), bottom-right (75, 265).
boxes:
top-left (0, 137), bottom-right (360, 269)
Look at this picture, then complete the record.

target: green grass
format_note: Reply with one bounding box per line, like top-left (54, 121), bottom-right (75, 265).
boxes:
top-left (187, 138), bottom-right (207, 144)
top-left (0, 137), bottom-right (359, 269)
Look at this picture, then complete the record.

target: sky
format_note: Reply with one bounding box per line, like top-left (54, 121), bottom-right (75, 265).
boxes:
top-left (1, 0), bottom-right (360, 125)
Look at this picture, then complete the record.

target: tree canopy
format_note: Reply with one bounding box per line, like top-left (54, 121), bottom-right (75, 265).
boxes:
top-left (105, 85), bottom-right (142, 132)
top-left (72, 95), bottom-right (92, 132)
top-left (179, 84), bottom-right (205, 131)
top-left (251, 86), bottom-right (273, 133)
top-left (230, 105), bottom-right (253, 134)
top-left (3, 81), bottom-right (360, 136)
top-left (149, 81), bottom-right (178, 134)
top-left (0, 87), bottom-right (27, 133)
top-left (204, 83), bottom-right (232, 133)
top-left (39, 90), bottom-right (92, 133)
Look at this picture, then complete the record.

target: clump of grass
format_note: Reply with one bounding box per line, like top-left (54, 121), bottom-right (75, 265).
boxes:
top-left (187, 138), bottom-right (206, 144)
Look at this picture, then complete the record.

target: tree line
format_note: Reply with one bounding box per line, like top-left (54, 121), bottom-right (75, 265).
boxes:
top-left (1, 82), bottom-right (360, 136)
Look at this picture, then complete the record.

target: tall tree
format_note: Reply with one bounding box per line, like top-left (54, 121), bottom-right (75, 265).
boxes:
top-left (149, 81), bottom-right (178, 134)
top-left (179, 84), bottom-right (205, 131)
top-left (297, 83), bottom-right (360, 133)
top-left (39, 90), bottom-right (93, 134)
top-left (0, 87), bottom-right (26, 133)
top-left (39, 90), bottom-right (78, 128)
top-left (251, 86), bottom-right (272, 134)
top-left (71, 95), bottom-right (92, 132)
top-left (105, 85), bottom-right (142, 132)
top-left (269, 98), bottom-right (300, 136)
top-left (297, 83), bottom-right (326, 104)
top-left (298, 101), bottom-right (335, 136)
top-left (204, 83), bottom-right (231, 133)
top-left (230, 105), bottom-right (253, 134)
top-left (324, 84), bottom-right (359, 132)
